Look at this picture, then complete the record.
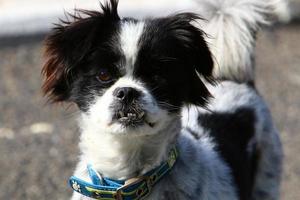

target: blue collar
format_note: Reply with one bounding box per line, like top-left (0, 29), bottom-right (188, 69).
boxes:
top-left (69, 147), bottom-right (179, 200)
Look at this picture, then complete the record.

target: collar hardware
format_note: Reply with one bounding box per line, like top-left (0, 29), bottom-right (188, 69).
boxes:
top-left (69, 147), bottom-right (179, 200)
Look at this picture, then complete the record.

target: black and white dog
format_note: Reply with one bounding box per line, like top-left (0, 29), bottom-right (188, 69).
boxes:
top-left (42, 0), bottom-right (286, 199)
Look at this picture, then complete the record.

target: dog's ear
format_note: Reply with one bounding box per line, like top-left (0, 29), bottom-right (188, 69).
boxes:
top-left (42, 0), bottom-right (120, 102)
top-left (168, 13), bottom-right (215, 106)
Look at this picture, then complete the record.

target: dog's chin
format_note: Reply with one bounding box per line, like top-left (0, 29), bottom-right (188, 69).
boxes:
top-left (106, 113), bottom-right (160, 137)
top-left (107, 122), bottom-right (156, 137)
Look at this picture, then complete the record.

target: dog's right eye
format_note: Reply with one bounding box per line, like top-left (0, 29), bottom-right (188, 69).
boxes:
top-left (97, 68), bottom-right (113, 83)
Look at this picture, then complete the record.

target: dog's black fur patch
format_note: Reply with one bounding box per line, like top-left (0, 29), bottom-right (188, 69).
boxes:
top-left (134, 14), bottom-right (214, 110)
top-left (198, 107), bottom-right (257, 200)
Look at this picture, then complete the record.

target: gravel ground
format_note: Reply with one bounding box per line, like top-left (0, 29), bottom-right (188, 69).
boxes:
top-left (256, 25), bottom-right (300, 200)
top-left (0, 24), bottom-right (299, 199)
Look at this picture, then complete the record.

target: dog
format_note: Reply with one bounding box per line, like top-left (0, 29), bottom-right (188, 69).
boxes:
top-left (42, 0), bottom-right (285, 199)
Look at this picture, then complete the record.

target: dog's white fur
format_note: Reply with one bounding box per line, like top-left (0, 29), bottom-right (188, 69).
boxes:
top-left (192, 0), bottom-right (289, 82)
top-left (120, 21), bottom-right (145, 74)
top-left (70, 0), bottom-right (285, 199)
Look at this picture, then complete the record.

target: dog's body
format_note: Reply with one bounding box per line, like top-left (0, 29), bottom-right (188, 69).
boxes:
top-left (42, 0), bottom-right (285, 199)
top-left (182, 81), bottom-right (282, 200)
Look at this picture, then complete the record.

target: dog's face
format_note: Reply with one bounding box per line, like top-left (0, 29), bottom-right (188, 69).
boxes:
top-left (42, 0), bottom-right (214, 136)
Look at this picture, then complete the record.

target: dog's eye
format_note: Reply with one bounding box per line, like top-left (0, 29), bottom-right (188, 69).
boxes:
top-left (97, 68), bottom-right (113, 83)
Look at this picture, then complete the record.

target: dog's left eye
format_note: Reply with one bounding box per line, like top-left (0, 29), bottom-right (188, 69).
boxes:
top-left (97, 68), bottom-right (113, 83)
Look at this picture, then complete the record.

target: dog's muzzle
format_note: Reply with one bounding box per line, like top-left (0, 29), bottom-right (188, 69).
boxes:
top-left (112, 87), bottom-right (149, 127)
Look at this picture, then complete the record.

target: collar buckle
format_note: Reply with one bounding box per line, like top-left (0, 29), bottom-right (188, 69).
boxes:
top-left (114, 190), bottom-right (123, 200)
top-left (116, 176), bottom-right (150, 199)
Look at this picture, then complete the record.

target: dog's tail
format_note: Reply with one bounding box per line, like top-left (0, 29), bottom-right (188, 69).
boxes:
top-left (192, 0), bottom-right (290, 83)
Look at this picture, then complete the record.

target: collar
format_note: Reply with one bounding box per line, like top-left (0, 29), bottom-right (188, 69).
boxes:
top-left (69, 147), bottom-right (179, 200)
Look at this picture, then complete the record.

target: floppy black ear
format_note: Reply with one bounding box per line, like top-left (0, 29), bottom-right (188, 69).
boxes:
top-left (168, 13), bottom-right (215, 106)
top-left (42, 0), bottom-right (120, 102)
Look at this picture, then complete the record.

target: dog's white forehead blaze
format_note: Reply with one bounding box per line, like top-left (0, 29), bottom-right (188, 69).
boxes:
top-left (119, 21), bottom-right (145, 75)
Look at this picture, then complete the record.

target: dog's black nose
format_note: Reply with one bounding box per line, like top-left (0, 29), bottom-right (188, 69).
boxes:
top-left (113, 87), bottom-right (141, 102)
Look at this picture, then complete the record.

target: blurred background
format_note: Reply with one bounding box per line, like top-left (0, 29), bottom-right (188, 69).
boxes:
top-left (0, 0), bottom-right (299, 199)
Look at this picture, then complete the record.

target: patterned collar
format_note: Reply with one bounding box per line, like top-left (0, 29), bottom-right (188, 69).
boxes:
top-left (69, 147), bottom-right (179, 200)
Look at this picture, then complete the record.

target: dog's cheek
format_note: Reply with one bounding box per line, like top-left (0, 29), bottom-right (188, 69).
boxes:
top-left (68, 78), bottom-right (97, 112)
top-left (140, 78), bottom-right (181, 113)
top-left (140, 91), bottom-right (171, 127)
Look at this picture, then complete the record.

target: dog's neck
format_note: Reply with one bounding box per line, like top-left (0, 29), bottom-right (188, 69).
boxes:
top-left (78, 116), bottom-right (181, 180)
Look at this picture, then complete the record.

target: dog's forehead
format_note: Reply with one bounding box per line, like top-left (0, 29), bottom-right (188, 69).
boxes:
top-left (119, 20), bottom-right (145, 75)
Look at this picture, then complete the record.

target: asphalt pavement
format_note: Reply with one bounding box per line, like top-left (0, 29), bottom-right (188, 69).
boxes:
top-left (0, 24), bottom-right (299, 199)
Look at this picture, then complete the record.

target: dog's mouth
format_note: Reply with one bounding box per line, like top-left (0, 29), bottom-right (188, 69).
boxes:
top-left (113, 109), bottom-right (155, 128)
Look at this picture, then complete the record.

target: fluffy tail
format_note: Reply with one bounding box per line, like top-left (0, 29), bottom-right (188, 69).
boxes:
top-left (192, 0), bottom-right (290, 82)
